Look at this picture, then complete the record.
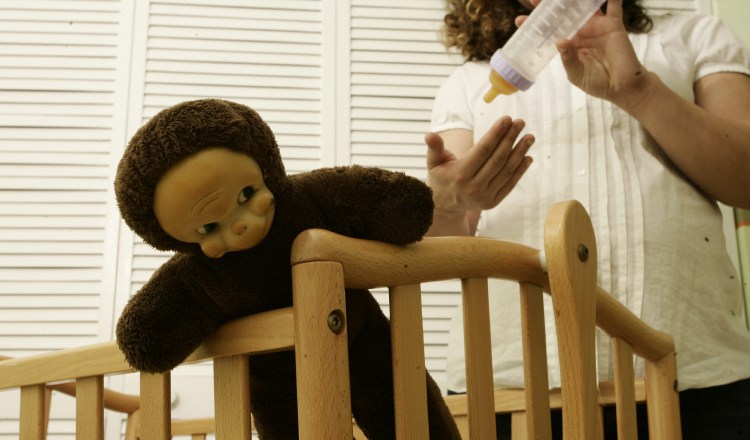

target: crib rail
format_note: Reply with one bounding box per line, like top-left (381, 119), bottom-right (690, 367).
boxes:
top-left (0, 307), bottom-right (294, 439)
top-left (291, 199), bottom-right (680, 439)
top-left (0, 200), bottom-right (681, 439)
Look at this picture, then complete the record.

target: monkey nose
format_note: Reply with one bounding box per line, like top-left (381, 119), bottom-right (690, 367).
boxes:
top-left (231, 219), bottom-right (248, 235)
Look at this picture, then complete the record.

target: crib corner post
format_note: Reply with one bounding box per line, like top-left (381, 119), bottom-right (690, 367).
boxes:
top-left (292, 260), bottom-right (353, 439)
top-left (544, 200), bottom-right (600, 440)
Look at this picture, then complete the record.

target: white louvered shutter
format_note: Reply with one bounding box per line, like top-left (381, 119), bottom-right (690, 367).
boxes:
top-left (123, 0), bottom-right (327, 343)
top-left (346, 0), bottom-right (463, 392)
top-left (107, 0), bottom-right (329, 432)
top-left (0, 0), bottom-right (125, 437)
top-left (348, 0), bottom-right (463, 179)
top-left (140, 0), bottom-right (327, 173)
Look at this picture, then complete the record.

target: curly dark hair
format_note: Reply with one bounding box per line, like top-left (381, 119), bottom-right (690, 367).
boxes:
top-left (442, 0), bottom-right (653, 61)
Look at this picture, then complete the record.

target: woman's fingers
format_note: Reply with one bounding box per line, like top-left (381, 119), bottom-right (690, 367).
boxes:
top-left (474, 119), bottom-right (527, 183)
top-left (425, 132), bottom-right (449, 170)
top-left (463, 116), bottom-right (514, 176)
top-left (489, 140), bottom-right (534, 205)
top-left (468, 117), bottom-right (535, 209)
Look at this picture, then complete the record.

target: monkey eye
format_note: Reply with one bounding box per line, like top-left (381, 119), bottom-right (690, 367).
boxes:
top-left (197, 223), bottom-right (217, 234)
top-left (238, 186), bottom-right (255, 204)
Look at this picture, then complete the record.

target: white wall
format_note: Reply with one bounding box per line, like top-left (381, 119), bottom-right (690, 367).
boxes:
top-left (712, 0), bottom-right (750, 43)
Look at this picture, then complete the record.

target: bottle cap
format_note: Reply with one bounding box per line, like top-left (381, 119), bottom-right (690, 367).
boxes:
top-left (483, 71), bottom-right (517, 102)
top-left (490, 51), bottom-right (534, 91)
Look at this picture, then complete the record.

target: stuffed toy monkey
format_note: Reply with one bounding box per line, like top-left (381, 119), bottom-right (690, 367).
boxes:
top-left (114, 99), bottom-right (461, 439)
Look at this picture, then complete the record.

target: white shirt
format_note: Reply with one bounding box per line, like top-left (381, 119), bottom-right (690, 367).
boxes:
top-left (431, 13), bottom-right (750, 392)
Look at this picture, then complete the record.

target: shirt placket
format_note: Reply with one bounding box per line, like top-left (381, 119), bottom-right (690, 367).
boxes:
top-left (571, 86), bottom-right (590, 209)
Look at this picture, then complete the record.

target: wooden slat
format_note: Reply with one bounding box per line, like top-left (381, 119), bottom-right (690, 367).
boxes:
top-left (389, 283), bottom-right (429, 439)
top-left (20, 384), bottom-right (46, 440)
top-left (443, 380), bottom-right (647, 416)
top-left (645, 353), bottom-right (682, 439)
top-left (453, 413), bottom-right (469, 439)
top-left (124, 410), bottom-right (141, 440)
top-left (461, 277), bottom-right (496, 439)
top-left (171, 417), bottom-right (215, 436)
top-left (213, 355), bottom-right (251, 439)
top-left (510, 412), bottom-right (527, 440)
top-left (292, 261), bottom-right (352, 438)
top-left (519, 282), bottom-right (552, 440)
top-left (140, 372), bottom-right (171, 439)
top-left (43, 387), bottom-right (52, 438)
top-left (613, 338), bottom-right (638, 439)
top-left (75, 375), bottom-right (104, 439)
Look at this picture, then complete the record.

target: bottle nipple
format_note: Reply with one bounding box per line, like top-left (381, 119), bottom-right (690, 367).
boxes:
top-left (484, 70), bottom-right (518, 103)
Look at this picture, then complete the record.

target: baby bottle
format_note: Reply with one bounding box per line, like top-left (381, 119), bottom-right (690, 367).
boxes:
top-left (484, 0), bottom-right (607, 102)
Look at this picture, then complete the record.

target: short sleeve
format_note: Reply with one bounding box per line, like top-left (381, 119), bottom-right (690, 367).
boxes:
top-left (661, 13), bottom-right (750, 80)
top-left (430, 63), bottom-right (489, 133)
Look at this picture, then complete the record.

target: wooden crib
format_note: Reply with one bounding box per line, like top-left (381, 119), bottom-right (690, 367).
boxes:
top-left (0, 200), bottom-right (681, 439)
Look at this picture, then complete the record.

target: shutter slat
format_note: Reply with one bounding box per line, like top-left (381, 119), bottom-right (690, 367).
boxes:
top-left (0, 282), bottom-right (101, 294)
top-left (151, 1), bottom-right (321, 17)
top-left (0, 153), bottom-right (109, 166)
top-left (147, 60), bottom-right (319, 78)
top-left (0, 322), bottom-right (98, 335)
top-left (145, 72), bottom-right (319, 89)
top-left (142, 84), bottom-right (321, 100)
top-left (0, 295), bottom-right (99, 309)
top-left (147, 48), bottom-right (320, 65)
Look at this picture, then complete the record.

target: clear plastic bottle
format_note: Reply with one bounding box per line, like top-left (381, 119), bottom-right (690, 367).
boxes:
top-left (484, 0), bottom-right (607, 103)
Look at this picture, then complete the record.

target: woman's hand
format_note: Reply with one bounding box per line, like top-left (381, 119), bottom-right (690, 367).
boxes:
top-left (518, 0), bottom-right (653, 109)
top-left (519, 0), bottom-right (750, 208)
top-left (425, 116), bottom-right (534, 228)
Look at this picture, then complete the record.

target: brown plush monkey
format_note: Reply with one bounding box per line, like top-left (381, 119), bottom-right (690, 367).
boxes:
top-left (114, 99), bottom-right (460, 439)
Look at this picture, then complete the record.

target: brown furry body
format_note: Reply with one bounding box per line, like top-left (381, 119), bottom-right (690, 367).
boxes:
top-left (114, 99), bottom-right (460, 439)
